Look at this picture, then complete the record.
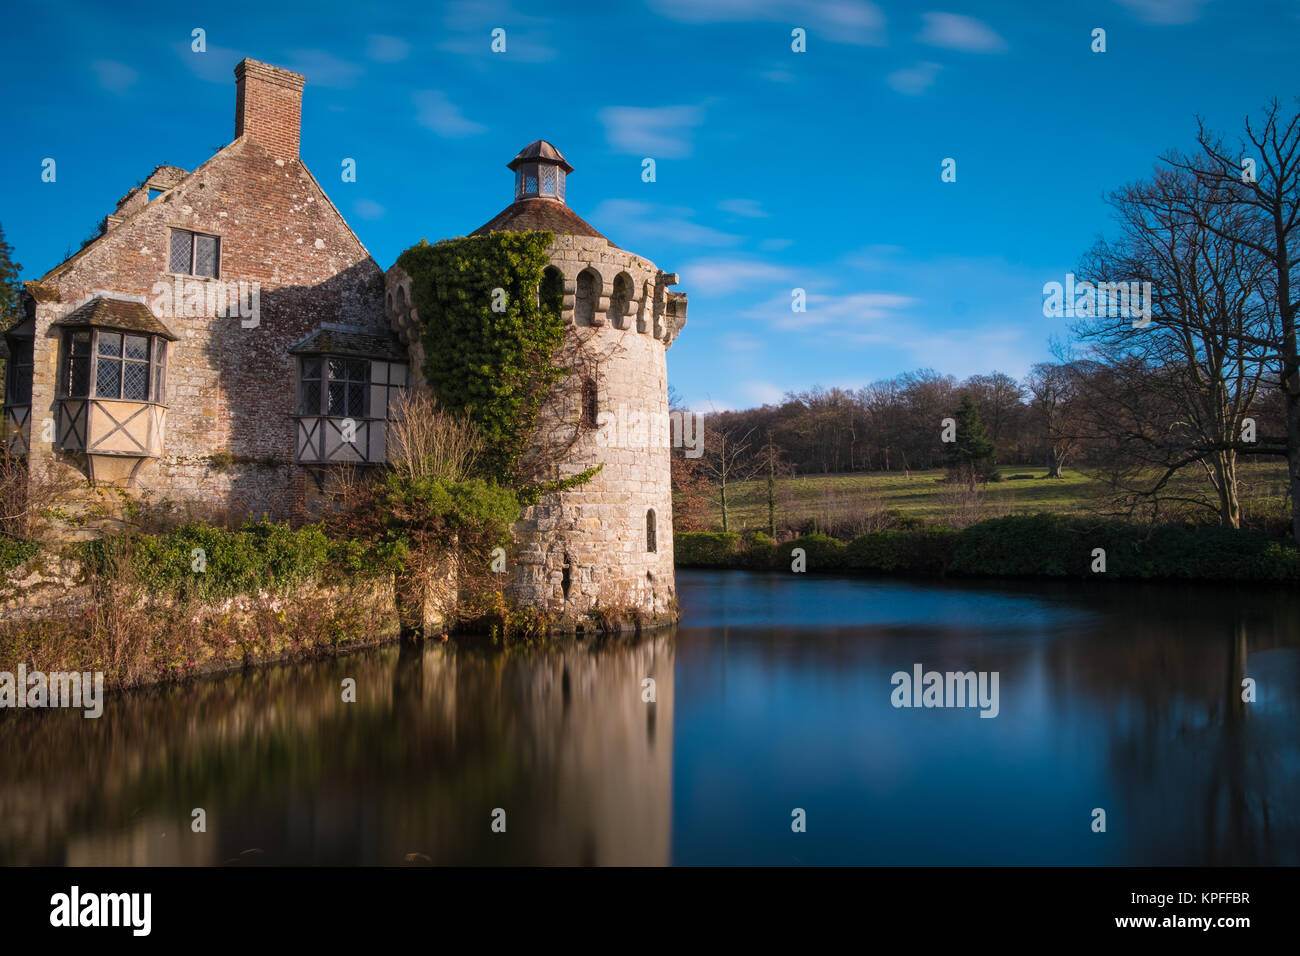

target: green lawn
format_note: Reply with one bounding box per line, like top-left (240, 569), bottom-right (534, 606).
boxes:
top-left (706, 463), bottom-right (1290, 533)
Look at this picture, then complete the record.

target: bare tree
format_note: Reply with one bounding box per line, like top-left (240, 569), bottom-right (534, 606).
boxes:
top-left (1072, 164), bottom-right (1272, 526)
top-left (1026, 361), bottom-right (1081, 479)
top-left (698, 422), bottom-right (761, 533)
top-left (1162, 100), bottom-right (1300, 539)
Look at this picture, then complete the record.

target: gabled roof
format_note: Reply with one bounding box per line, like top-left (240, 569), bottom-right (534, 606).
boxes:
top-left (53, 297), bottom-right (179, 340)
top-left (288, 326), bottom-right (407, 361)
top-left (470, 199), bottom-right (613, 246)
top-left (37, 138), bottom-right (380, 286)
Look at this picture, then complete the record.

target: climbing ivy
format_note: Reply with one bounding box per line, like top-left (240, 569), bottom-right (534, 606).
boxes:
top-left (396, 232), bottom-right (567, 484)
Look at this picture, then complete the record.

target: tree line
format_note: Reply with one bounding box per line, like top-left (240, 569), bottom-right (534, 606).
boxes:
top-left (681, 99), bottom-right (1300, 542)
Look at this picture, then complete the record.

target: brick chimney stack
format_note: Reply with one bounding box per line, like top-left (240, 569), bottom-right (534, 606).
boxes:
top-left (234, 59), bottom-right (305, 160)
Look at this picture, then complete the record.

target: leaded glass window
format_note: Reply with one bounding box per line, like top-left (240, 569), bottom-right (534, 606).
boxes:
top-left (169, 229), bottom-right (220, 278)
top-left (300, 356), bottom-right (369, 418)
top-left (61, 329), bottom-right (165, 401)
top-left (65, 331), bottom-right (91, 397)
top-left (5, 338), bottom-right (32, 405)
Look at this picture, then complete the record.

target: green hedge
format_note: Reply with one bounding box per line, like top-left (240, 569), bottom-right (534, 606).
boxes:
top-left (82, 519), bottom-right (337, 601)
top-left (777, 534), bottom-right (847, 571)
top-left (846, 527), bottom-right (957, 575)
top-left (676, 514), bottom-right (1300, 583)
top-left (950, 514), bottom-right (1300, 581)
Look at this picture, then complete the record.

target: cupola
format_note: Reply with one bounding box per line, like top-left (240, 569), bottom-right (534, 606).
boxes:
top-left (508, 140), bottom-right (573, 203)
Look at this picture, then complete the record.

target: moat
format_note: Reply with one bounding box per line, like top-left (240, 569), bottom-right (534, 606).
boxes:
top-left (2, 570), bottom-right (1297, 865)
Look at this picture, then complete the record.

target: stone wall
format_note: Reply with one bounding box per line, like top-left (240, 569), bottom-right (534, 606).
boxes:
top-left (386, 233), bottom-right (686, 627)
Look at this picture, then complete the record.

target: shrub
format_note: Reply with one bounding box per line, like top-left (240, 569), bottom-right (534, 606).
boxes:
top-left (739, 531), bottom-right (777, 569)
top-left (950, 513), bottom-right (1300, 582)
top-left (846, 527), bottom-right (957, 575)
top-left (0, 535), bottom-right (39, 574)
top-left (674, 531), bottom-right (742, 567)
top-left (108, 519), bottom-right (334, 601)
top-left (777, 533), bottom-right (847, 571)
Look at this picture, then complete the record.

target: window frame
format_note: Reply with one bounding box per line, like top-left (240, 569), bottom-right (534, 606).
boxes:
top-left (296, 354), bottom-right (371, 419)
top-left (4, 337), bottom-right (33, 405)
top-left (168, 228), bottom-right (222, 279)
top-left (60, 328), bottom-right (167, 403)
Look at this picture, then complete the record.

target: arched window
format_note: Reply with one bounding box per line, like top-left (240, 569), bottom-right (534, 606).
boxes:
top-left (646, 509), bottom-right (657, 553)
top-left (540, 266), bottom-right (565, 316)
top-left (575, 268), bottom-right (599, 327)
top-left (609, 272), bottom-right (633, 330)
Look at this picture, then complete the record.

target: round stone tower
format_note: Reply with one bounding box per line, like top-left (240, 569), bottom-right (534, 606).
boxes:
top-left (386, 141), bottom-right (688, 627)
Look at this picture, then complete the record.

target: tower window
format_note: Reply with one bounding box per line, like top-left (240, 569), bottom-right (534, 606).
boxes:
top-left (646, 509), bottom-right (657, 553)
top-left (581, 377), bottom-right (598, 428)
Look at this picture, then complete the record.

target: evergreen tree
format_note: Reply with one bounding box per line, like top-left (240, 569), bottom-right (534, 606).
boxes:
top-left (0, 222), bottom-right (21, 330)
top-left (944, 395), bottom-right (998, 489)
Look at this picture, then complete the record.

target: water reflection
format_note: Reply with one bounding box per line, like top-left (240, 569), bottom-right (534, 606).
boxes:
top-left (0, 635), bottom-right (674, 865)
top-left (1, 571), bottom-right (1297, 865)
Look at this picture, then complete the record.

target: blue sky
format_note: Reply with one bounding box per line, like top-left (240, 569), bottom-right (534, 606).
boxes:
top-left (3, 0), bottom-right (1298, 410)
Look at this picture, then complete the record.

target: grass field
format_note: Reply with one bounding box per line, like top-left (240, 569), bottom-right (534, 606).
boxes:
top-left (706, 463), bottom-right (1291, 534)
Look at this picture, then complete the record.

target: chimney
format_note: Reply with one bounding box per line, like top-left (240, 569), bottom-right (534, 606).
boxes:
top-left (234, 59), bottom-right (305, 160)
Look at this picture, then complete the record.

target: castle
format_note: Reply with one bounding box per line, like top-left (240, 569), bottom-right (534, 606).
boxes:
top-left (1, 58), bottom-right (687, 624)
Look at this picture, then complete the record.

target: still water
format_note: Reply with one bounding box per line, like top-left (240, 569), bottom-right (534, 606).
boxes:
top-left (2, 570), bottom-right (1298, 865)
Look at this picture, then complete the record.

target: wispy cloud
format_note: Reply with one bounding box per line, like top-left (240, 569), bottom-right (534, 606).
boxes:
top-left (757, 290), bottom-right (917, 330)
top-left (598, 105), bottom-right (705, 158)
top-left (284, 50), bottom-right (363, 88)
top-left (414, 90), bottom-right (486, 137)
top-left (589, 200), bottom-right (741, 248)
top-left (740, 380), bottom-right (787, 404)
top-left (718, 198), bottom-right (769, 218)
top-left (439, 0), bottom-right (557, 61)
top-left (887, 61), bottom-right (942, 95)
top-left (678, 256), bottom-right (796, 294)
top-left (1115, 0), bottom-right (1212, 24)
top-left (648, 0), bottom-right (887, 46)
top-left (366, 35), bottom-right (411, 63)
top-left (91, 59), bottom-right (137, 94)
top-left (917, 12), bottom-right (1008, 53)
top-left (174, 43), bottom-right (243, 83)
top-left (353, 199), bottom-right (386, 220)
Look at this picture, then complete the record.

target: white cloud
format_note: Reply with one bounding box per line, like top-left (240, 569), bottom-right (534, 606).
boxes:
top-left (886, 61), bottom-right (942, 95)
top-left (353, 199), bottom-right (386, 220)
top-left (1115, 0), bottom-right (1211, 24)
top-left (678, 256), bottom-right (796, 294)
top-left (598, 105), bottom-right (705, 158)
top-left (648, 0), bottom-right (887, 46)
top-left (741, 380), bottom-right (786, 405)
top-left (762, 68), bottom-right (796, 83)
top-left (284, 50), bottom-right (363, 88)
top-left (720, 332), bottom-right (763, 352)
top-left (414, 90), bottom-right (486, 137)
top-left (760, 238), bottom-right (795, 251)
top-left (91, 60), bottom-right (137, 94)
top-left (917, 12), bottom-right (1008, 53)
top-left (718, 198), bottom-right (769, 218)
top-left (439, 0), bottom-right (557, 61)
top-left (366, 35), bottom-right (411, 62)
top-left (765, 291), bottom-right (916, 330)
top-left (174, 43), bottom-right (243, 83)
top-left (589, 201), bottom-right (742, 248)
